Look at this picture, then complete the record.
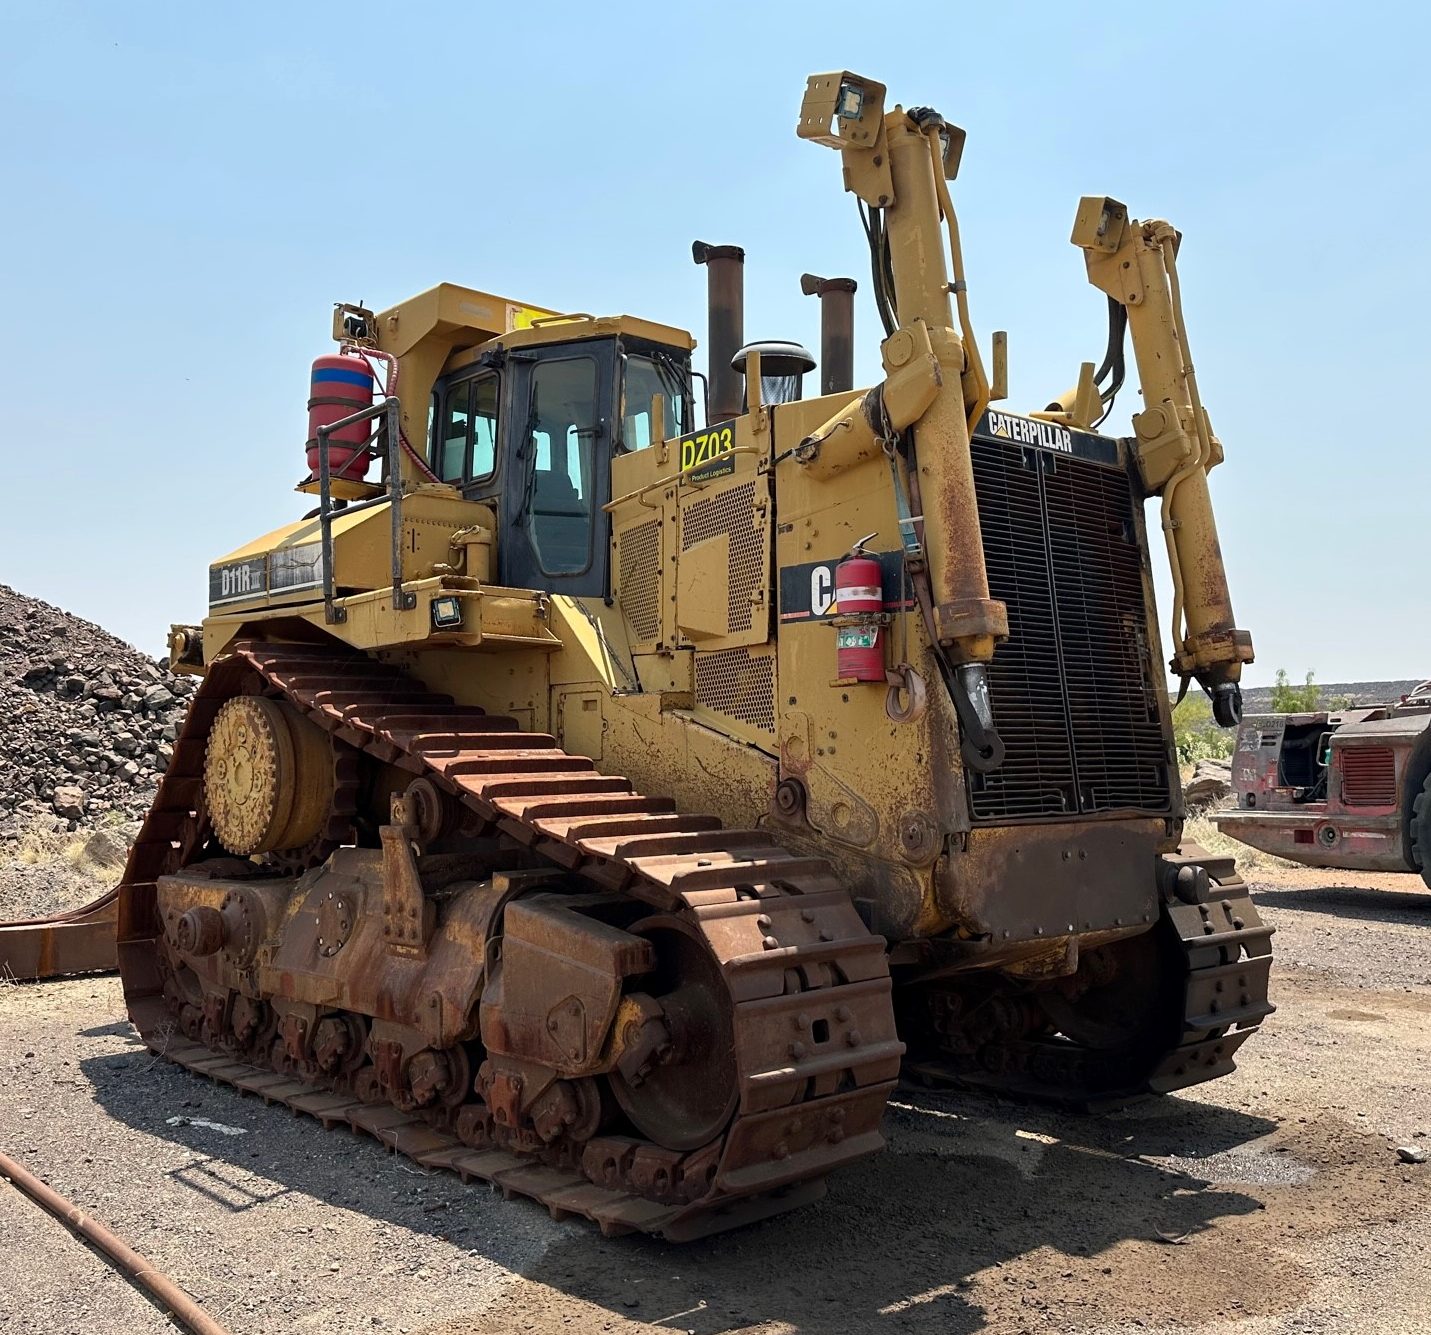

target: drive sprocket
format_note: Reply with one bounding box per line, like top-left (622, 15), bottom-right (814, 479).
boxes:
top-left (204, 695), bottom-right (334, 855)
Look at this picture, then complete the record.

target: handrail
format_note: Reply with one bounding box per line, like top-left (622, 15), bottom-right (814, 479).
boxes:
top-left (316, 396), bottom-right (415, 624)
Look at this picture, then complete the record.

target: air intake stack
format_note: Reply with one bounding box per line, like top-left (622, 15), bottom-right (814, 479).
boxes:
top-left (731, 340), bottom-right (816, 407)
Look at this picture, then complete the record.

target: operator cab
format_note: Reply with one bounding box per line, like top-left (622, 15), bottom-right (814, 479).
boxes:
top-left (432, 324), bottom-right (691, 596)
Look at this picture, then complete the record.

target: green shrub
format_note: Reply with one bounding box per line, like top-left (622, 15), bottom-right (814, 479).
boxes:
top-left (1172, 692), bottom-right (1234, 764)
top-left (1270, 669), bottom-right (1323, 713)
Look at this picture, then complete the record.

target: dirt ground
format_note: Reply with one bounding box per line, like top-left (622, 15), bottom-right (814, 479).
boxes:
top-left (3, 865), bottom-right (1430, 1335)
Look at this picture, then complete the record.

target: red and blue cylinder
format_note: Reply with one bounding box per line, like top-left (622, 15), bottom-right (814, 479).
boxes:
top-left (307, 353), bottom-right (375, 480)
top-left (834, 551), bottom-right (885, 682)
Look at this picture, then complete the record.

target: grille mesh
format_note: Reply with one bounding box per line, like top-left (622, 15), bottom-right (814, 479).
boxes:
top-left (617, 519), bottom-right (661, 643)
top-left (1340, 747), bottom-right (1397, 807)
top-left (683, 482), bottom-right (761, 633)
top-left (968, 437), bottom-right (1171, 822)
top-left (695, 647), bottom-right (775, 733)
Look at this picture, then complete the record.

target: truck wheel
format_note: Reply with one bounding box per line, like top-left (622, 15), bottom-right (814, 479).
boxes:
top-left (1412, 771), bottom-right (1431, 890)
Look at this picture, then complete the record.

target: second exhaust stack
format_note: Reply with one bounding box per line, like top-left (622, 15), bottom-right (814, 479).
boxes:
top-left (800, 273), bottom-right (858, 396)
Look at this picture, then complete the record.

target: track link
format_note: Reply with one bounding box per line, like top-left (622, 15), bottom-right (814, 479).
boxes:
top-left (116, 639), bottom-right (902, 1240)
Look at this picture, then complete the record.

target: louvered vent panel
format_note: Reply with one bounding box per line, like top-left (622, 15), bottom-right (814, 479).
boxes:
top-left (683, 482), bottom-right (760, 633)
top-left (968, 435), bottom-right (1172, 822)
top-left (1042, 453), bottom-right (1170, 813)
top-left (968, 442), bottom-right (1076, 818)
top-left (1340, 747), bottom-right (1397, 807)
top-left (695, 647), bottom-right (775, 733)
top-left (617, 519), bottom-right (661, 643)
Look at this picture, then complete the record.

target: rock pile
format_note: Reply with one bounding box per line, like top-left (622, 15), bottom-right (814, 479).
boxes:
top-left (0, 584), bottom-right (195, 839)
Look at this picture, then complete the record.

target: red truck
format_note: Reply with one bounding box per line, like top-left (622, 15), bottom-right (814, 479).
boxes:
top-left (1215, 681), bottom-right (1431, 884)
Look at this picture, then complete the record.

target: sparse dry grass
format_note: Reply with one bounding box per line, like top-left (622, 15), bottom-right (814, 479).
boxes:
top-left (8, 816), bottom-right (117, 878)
top-left (13, 823), bottom-right (89, 871)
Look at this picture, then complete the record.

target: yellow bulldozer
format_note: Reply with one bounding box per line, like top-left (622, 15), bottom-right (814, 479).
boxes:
top-left (2, 71), bottom-right (1270, 1239)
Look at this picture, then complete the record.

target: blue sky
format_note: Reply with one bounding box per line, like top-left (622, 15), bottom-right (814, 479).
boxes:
top-left (2, 2), bottom-right (1427, 687)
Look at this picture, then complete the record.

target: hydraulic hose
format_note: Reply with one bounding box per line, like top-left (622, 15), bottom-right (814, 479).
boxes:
top-left (1152, 226), bottom-right (1213, 665)
top-left (344, 345), bottom-right (440, 483)
top-left (0, 1146), bottom-right (234, 1335)
top-left (922, 125), bottom-right (990, 437)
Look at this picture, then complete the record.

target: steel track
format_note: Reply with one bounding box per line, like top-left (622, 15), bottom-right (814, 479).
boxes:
top-left (903, 851), bottom-right (1275, 1107)
top-left (115, 639), bottom-right (904, 1240)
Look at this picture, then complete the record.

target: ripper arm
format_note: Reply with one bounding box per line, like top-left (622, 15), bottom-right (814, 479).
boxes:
top-left (1071, 197), bottom-right (1253, 725)
top-left (796, 73), bottom-right (1009, 767)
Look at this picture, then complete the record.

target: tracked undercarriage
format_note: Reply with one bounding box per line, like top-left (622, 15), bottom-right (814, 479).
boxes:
top-left (111, 640), bottom-right (1272, 1239)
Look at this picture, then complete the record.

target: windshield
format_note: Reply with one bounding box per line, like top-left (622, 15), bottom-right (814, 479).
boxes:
top-left (622, 353), bottom-right (687, 451)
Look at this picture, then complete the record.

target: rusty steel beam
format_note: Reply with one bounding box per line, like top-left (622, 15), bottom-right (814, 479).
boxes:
top-left (0, 891), bottom-right (118, 980)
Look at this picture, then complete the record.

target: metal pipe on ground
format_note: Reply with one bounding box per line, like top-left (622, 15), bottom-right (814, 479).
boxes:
top-left (0, 1146), bottom-right (234, 1335)
top-left (800, 273), bottom-right (858, 396)
top-left (691, 241), bottom-right (745, 422)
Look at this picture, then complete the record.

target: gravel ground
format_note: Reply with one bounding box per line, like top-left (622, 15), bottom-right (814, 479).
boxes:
top-left (2, 865), bottom-right (1429, 1335)
top-left (0, 852), bottom-right (108, 923)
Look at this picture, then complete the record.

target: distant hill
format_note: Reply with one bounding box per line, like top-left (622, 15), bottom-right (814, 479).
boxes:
top-left (1240, 679), bottom-right (1426, 713)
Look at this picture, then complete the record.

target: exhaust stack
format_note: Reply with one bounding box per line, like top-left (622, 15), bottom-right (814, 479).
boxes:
top-left (800, 273), bottom-right (857, 395)
top-left (692, 241), bottom-right (745, 422)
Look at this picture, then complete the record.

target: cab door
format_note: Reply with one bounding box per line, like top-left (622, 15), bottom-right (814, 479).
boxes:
top-left (498, 342), bottom-right (617, 597)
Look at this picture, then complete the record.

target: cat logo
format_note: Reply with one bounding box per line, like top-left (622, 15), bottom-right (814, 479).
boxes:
top-left (985, 409), bottom-right (1073, 454)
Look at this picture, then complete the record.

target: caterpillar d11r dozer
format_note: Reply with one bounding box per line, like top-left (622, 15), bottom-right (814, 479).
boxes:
top-left (6, 71), bottom-right (1271, 1239)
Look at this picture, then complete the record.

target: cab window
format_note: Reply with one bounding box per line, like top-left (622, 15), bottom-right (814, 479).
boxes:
top-left (527, 357), bottom-right (598, 574)
top-left (622, 354), bottom-right (686, 450)
top-left (440, 373), bottom-right (499, 484)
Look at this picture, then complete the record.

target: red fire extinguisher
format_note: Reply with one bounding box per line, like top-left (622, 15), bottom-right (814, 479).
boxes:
top-left (834, 534), bottom-right (885, 682)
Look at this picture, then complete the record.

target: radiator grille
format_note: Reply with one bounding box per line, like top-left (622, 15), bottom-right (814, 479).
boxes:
top-left (695, 647), bottom-right (775, 733)
top-left (968, 436), bottom-right (1171, 822)
top-left (617, 519), bottom-right (661, 643)
top-left (683, 482), bottom-right (761, 634)
top-left (1340, 747), bottom-right (1397, 807)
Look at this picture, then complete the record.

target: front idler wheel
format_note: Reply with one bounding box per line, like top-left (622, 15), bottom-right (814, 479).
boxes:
top-left (608, 917), bottom-right (739, 1153)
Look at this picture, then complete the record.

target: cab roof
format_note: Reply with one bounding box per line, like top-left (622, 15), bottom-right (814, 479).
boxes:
top-left (444, 314), bottom-right (694, 375)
